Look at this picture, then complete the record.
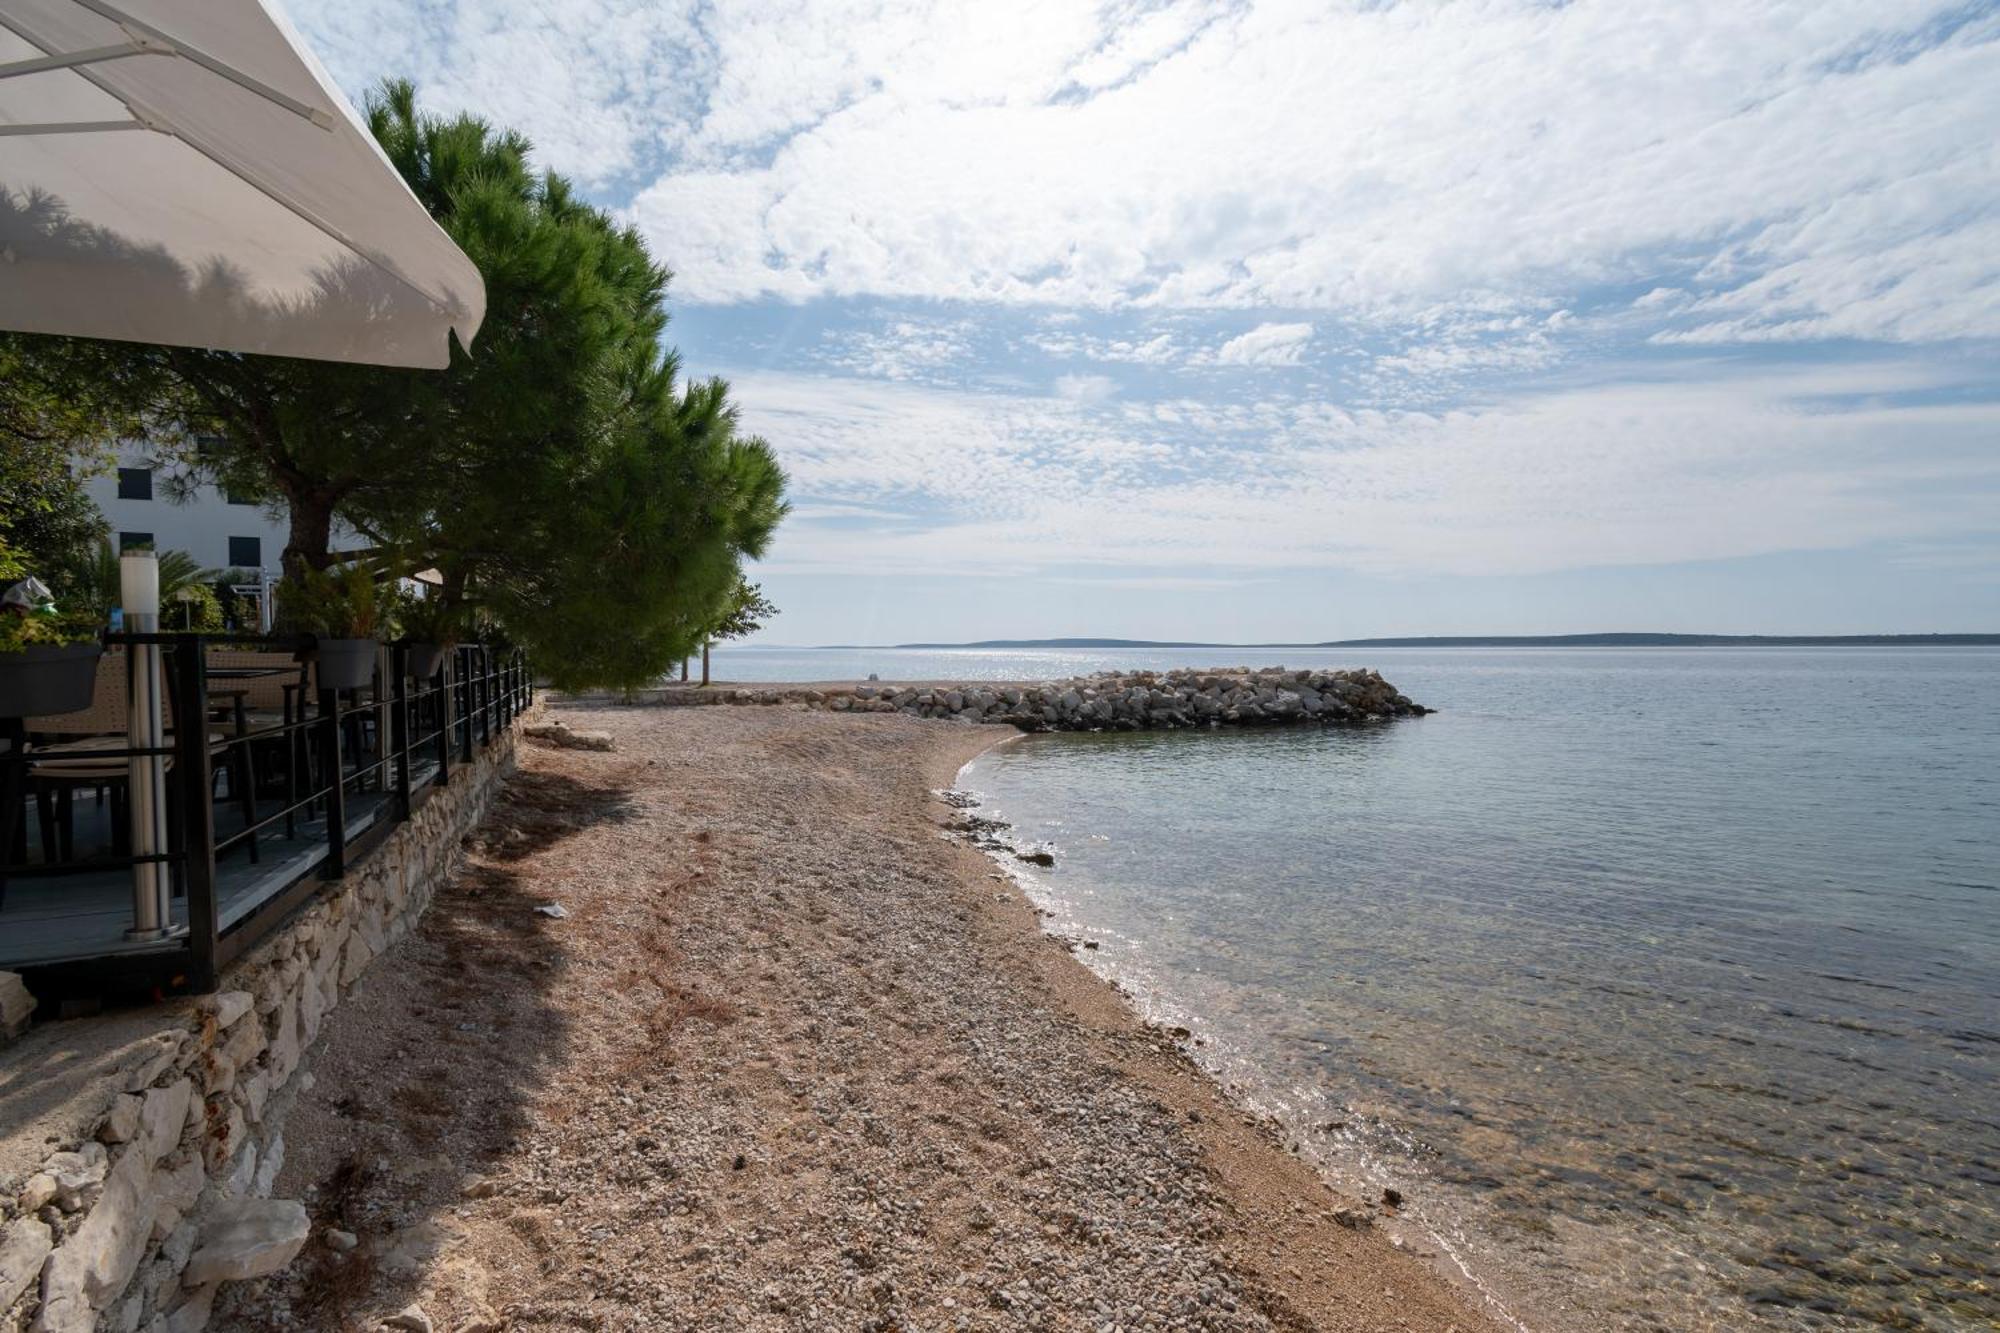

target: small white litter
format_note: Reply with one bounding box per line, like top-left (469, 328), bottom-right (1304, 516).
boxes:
top-left (533, 903), bottom-right (570, 919)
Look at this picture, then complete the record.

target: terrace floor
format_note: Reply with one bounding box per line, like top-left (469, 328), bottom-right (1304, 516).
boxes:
top-left (0, 758), bottom-right (438, 971)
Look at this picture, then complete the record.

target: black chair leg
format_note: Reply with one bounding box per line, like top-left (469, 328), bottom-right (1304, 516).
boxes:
top-left (34, 787), bottom-right (56, 863)
top-left (235, 741), bottom-right (259, 863)
top-left (111, 783), bottom-right (130, 858)
top-left (57, 784), bottom-right (75, 862)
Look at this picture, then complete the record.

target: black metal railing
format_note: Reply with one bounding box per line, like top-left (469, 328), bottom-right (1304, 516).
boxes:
top-left (0, 632), bottom-right (531, 996)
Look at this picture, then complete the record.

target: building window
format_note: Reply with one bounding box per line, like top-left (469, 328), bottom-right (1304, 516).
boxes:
top-left (225, 489), bottom-right (255, 506)
top-left (116, 467), bottom-right (153, 500)
top-left (118, 531), bottom-right (153, 552)
top-left (227, 536), bottom-right (261, 568)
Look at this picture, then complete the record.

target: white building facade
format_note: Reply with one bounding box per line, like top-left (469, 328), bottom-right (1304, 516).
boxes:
top-left (83, 445), bottom-right (292, 577)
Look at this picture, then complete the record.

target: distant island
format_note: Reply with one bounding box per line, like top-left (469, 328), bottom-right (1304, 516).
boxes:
top-left (826, 633), bottom-right (2000, 649)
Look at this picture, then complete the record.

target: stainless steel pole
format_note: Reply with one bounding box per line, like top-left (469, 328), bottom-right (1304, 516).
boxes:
top-left (122, 553), bottom-right (172, 941)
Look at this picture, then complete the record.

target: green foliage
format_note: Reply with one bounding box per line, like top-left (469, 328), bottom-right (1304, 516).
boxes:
top-left (72, 544), bottom-right (218, 620)
top-left (0, 611), bottom-right (102, 653)
top-left (0, 536), bottom-right (104, 652)
top-left (349, 82), bottom-right (789, 690)
top-left (0, 349), bottom-right (116, 605)
top-left (710, 577), bottom-right (778, 643)
top-left (208, 568), bottom-right (262, 631)
top-left (167, 583), bottom-right (224, 633)
top-left (396, 588), bottom-right (467, 647)
top-left (275, 565), bottom-right (395, 640)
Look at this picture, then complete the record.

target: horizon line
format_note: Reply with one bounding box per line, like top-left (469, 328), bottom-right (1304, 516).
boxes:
top-left (729, 631), bottom-right (2000, 650)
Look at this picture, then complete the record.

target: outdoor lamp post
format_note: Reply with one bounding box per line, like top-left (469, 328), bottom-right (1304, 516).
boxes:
top-left (173, 586), bottom-right (202, 631)
top-left (121, 551), bottom-right (172, 941)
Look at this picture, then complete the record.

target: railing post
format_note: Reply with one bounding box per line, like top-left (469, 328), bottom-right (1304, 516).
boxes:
top-left (436, 653), bottom-right (453, 785)
top-left (172, 640), bottom-right (218, 991)
top-left (320, 686), bottom-right (346, 879)
top-left (458, 648), bottom-right (473, 764)
top-left (391, 644), bottom-right (412, 821)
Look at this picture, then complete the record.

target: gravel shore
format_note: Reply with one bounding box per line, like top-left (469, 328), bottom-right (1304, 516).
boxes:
top-left (215, 704), bottom-right (1506, 1332)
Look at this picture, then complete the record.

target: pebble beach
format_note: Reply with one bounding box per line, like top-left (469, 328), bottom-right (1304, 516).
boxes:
top-left (213, 701), bottom-right (1508, 1332)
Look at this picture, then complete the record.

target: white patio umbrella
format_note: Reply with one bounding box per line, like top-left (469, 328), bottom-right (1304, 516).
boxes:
top-left (0, 0), bottom-right (488, 945)
top-left (0, 0), bottom-right (485, 368)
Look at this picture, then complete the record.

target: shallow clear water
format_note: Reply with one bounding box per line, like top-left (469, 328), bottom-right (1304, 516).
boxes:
top-left (911, 647), bottom-right (2000, 1332)
top-left (712, 646), bottom-right (2000, 1326)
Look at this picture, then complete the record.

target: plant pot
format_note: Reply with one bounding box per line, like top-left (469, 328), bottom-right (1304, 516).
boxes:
top-left (404, 642), bottom-right (447, 680)
top-left (0, 642), bottom-right (103, 717)
top-left (314, 638), bottom-right (378, 692)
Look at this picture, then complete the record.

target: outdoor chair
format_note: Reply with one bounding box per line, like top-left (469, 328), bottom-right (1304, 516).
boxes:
top-left (206, 650), bottom-right (311, 835)
top-left (20, 651), bottom-right (258, 869)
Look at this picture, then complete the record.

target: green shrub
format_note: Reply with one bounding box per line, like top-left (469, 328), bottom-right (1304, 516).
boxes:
top-left (276, 565), bottom-right (396, 639)
top-left (0, 536), bottom-right (104, 653)
top-left (397, 589), bottom-right (468, 647)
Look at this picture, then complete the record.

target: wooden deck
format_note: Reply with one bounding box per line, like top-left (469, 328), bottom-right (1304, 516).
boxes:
top-left (0, 760), bottom-right (436, 970)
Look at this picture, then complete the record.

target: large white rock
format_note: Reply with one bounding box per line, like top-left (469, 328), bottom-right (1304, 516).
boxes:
top-left (181, 1198), bottom-right (308, 1286)
top-left (204, 992), bottom-right (253, 1030)
top-left (98, 1095), bottom-right (144, 1146)
top-left (0, 970), bottom-right (33, 1041)
top-left (139, 1081), bottom-right (194, 1164)
top-left (0, 1216), bottom-right (53, 1312)
top-left (34, 1143), bottom-right (155, 1332)
top-left (43, 1144), bottom-right (108, 1212)
top-left (18, 1173), bottom-right (58, 1213)
top-left (148, 1155), bottom-right (206, 1245)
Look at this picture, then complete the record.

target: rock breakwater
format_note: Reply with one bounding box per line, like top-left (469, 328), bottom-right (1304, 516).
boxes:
top-left (622, 666), bottom-right (1430, 732)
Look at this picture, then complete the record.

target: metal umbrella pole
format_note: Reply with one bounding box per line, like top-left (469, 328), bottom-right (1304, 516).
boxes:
top-left (122, 552), bottom-right (172, 941)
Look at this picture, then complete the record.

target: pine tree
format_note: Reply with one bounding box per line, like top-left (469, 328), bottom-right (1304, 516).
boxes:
top-left (0, 81), bottom-right (787, 690)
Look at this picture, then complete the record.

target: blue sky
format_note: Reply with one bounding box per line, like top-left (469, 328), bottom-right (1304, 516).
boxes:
top-left (294, 0), bottom-right (2000, 644)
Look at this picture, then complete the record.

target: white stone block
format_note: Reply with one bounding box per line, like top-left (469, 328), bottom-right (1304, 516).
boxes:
top-left (34, 1139), bottom-right (155, 1329)
top-left (140, 1081), bottom-right (194, 1164)
top-left (98, 1094), bottom-right (145, 1145)
top-left (0, 970), bottom-right (34, 1041)
top-left (203, 993), bottom-right (253, 1030)
top-left (181, 1198), bottom-right (308, 1285)
top-left (0, 1216), bottom-right (54, 1313)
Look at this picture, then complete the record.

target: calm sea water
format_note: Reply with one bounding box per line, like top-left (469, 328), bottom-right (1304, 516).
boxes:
top-left (715, 646), bottom-right (2000, 1331)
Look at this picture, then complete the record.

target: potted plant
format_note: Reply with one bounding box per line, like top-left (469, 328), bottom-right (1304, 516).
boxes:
top-left (0, 540), bottom-right (105, 717)
top-left (396, 589), bottom-right (464, 680)
top-left (280, 565), bottom-right (392, 692)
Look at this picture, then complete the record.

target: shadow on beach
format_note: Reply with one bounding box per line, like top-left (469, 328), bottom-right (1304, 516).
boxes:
top-left (214, 765), bottom-right (636, 1330)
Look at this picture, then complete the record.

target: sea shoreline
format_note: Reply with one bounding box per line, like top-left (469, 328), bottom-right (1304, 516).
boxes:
top-left (949, 733), bottom-right (1555, 1333)
top-left (216, 699), bottom-right (1509, 1330)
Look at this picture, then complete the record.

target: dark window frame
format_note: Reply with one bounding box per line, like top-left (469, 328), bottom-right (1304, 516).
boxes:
top-left (118, 531), bottom-right (154, 553)
top-left (116, 467), bottom-right (153, 501)
top-left (227, 536), bottom-right (262, 568)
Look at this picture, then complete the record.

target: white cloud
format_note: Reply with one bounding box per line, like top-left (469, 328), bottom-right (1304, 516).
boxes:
top-left (606, 1), bottom-right (1998, 344)
top-left (818, 316), bottom-right (975, 381)
top-left (293, 2), bottom-right (2000, 347)
top-left (1208, 322), bottom-right (1315, 367)
top-left (732, 361), bottom-right (2000, 580)
top-left (1054, 373), bottom-right (1120, 402)
top-left (1024, 330), bottom-right (1182, 365)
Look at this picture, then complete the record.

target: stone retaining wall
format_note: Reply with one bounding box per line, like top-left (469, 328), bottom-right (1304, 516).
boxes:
top-left (585, 666), bottom-right (1430, 730)
top-left (0, 723), bottom-right (519, 1333)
